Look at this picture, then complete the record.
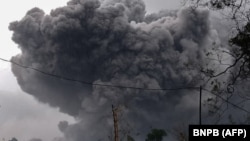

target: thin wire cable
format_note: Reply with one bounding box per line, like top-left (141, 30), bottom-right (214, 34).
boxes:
top-left (203, 88), bottom-right (250, 114)
top-left (0, 57), bottom-right (199, 91)
top-left (2, 57), bottom-right (250, 121)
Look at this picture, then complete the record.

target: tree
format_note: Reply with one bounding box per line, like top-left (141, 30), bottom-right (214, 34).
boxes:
top-left (172, 124), bottom-right (188, 141)
top-left (145, 129), bottom-right (167, 141)
top-left (186, 0), bottom-right (250, 123)
top-left (9, 138), bottom-right (18, 141)
top-left (187, 0), bottom-right (250, 84)
top-left (127, 135), bottom-right (135, 141)
top-left (191, 0), bottom-right (250, 94)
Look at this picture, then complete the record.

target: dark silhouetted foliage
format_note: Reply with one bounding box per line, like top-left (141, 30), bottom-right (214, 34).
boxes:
top-left (145, 129), bottom-right (167, 141)
top-left (9, 138), bottom-right (18, 141)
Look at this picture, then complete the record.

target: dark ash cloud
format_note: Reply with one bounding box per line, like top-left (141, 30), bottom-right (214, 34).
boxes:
top-left (9, 0), bottom-right (220, 140)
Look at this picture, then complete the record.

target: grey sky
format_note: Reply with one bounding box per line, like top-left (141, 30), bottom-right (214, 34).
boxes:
top-left (144, 0), bottom-right (181, 13)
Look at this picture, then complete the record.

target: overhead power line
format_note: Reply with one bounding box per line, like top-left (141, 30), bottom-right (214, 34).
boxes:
top-left (1, 57), bottom-right (250, 115)
top-left (203, 88), bottom-right (250, 114)
top-left (0, 57), bottom-right (199, 91)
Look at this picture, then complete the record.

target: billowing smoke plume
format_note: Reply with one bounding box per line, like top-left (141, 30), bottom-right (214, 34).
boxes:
top-left (9, 0), bottom-right (220, 140)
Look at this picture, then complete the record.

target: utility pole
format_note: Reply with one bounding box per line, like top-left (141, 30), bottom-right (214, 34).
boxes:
top-left (112, 105), bottom-right (119, 141)
top-left (199, 86), bottom-right (202, 125)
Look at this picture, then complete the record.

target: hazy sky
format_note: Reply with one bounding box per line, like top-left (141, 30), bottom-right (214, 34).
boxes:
top-left (0, 0), bottom-right (181, 141)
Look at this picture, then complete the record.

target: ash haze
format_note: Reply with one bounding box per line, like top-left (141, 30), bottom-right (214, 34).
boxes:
top-left (0, 0), bottom-right (245, 141)
top-left (0, 1), bottom-right (75, 141)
